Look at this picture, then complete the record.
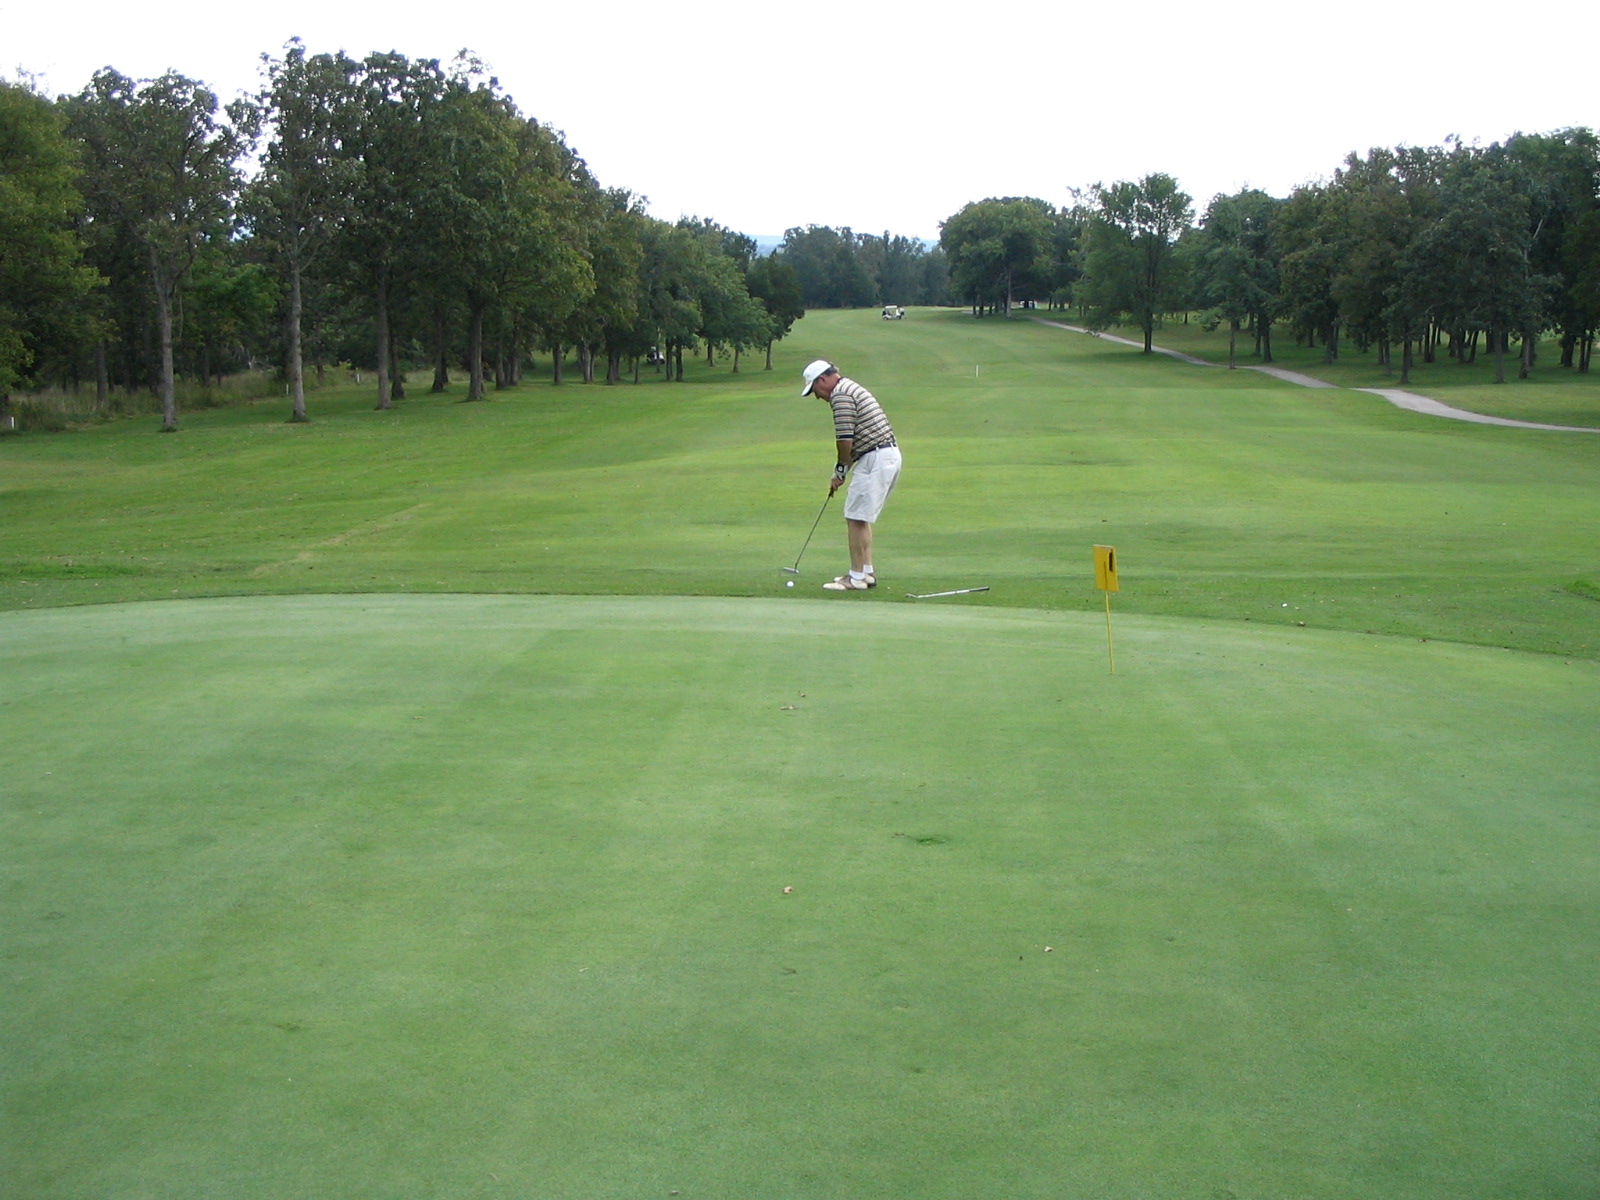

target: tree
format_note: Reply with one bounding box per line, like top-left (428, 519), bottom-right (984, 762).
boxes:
top-left (1564, 209), bottom-right (1600, 372)
top-left (1192, 189), bottom-right (1281, 367)
top-left (1487, 129), bottom-right (1600, 374)
top-left (746, 255), bottom-right (805, 369)
top-left (0, 78), bottom-right (100, 412)
top-left (638, 219), bottom-right (708, 381)
top-left (182, 244), bottom-right (278, 390)
top-left (331, 52), bottom-right (452, 410)
top-left (1080, 175), bottom-right (1193, 350)
top-left (773, 225), bottom-right (876, 308)
top-left (64, 69), bottom-right (248, 431)
top-left (422, 72), bottom-right (594, 400)
top-left (1046, 204), bottom-right (1087, 311)
top-left (696, 254), bottom-right (773, 372)
top-left (1406, 149), bottom-right (1545, 384)
top-left (579, 189), bottom-right (646, 384)
top-left (1275, 184), bottom-right (1343, 361)
top-left (940, 197), bottom-right (1056, 315)
top-left (247, 43), bottom-right (361, 422)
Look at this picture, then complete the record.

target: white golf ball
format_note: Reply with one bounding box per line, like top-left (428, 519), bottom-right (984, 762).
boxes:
top-left (786, 580), bottom-right (794, 588)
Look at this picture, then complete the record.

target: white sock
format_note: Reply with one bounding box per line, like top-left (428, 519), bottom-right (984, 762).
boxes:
top-left (850, 570), bottom-right (866, 582)
top-left (863, 564), bottom-right (874, 576)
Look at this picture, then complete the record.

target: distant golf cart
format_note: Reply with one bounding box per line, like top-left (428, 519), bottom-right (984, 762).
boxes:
top-left (881, 304), bottom-right (904, 320)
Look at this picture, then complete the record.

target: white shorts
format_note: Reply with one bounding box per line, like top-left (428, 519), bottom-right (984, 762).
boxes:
top-left (844, 445), bottom-right (901, 523)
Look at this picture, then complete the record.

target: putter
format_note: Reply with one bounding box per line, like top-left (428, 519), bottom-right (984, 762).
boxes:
top-left (905, 586), bottom-right (991, 599)
top-left (783, 490), bottom-right (833, 575)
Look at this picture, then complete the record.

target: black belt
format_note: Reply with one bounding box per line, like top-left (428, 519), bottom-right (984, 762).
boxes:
top-left (865, 438), bottom-right (896, 453)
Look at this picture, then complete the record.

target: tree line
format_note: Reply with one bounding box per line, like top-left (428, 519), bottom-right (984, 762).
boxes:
top-left (8, 52), bottom-right (1598, 436)
top-left (940, 130), bottom-right (1600, 381)
top-left (770, 226), bottom-right (949, 310)
top-left (1, 46), bottom-right (813, 430)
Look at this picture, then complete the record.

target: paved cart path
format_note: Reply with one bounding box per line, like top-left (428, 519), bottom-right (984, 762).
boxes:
top-left (1032, 318), bottom-right (1600, 433)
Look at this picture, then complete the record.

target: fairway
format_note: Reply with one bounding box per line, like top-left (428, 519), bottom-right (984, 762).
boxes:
top-left (3, 308), bottom-right (1599, 1198)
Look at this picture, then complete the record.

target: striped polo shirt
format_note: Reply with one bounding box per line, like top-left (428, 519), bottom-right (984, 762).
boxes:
top-left (827, 378), bottom-right (895, 461)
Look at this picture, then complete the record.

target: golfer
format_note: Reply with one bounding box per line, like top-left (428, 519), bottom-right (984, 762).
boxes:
top-left (800, 359), bottom-right (901, 591)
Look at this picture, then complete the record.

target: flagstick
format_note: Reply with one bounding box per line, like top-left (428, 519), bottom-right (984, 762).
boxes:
top-left (1104, 590), bottom-right (1116, 675)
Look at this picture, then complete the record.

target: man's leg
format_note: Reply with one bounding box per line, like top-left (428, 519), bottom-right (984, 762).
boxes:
top-left (847, 518), bottom-right (872, 573)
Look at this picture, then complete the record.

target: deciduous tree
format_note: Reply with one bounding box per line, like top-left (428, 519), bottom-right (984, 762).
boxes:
top-left (1080, 175), bottom-right (1193, 350)
top-left (0, 78), bottom-right (100, 413)
top-left (940, 197), bottom-right (1056, 315)
top-left (1192, 189), bottom-right (1281, 367)
top-left (64, 69), bottom-right (248, 430)
top-left (246, 43), bottom-right (361, 421)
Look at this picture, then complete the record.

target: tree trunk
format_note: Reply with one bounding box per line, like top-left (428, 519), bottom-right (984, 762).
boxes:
top-left (733, 344), bottom-right (742, 373)
top-left (95, 341), bottom-right (108, 412)
top-left (1493, 323), bottom-right (1506, 384)
top-left (389, 329), bottom-right (405, 401)
top-left (287, 258), bottom-right (308, 423)
top-left (1227, 319), bottom-right (1237, 369)
top-left (674, 344), bottom-right (684, 381)
top-left (432, 313), bottom-right (450, 393)
top-left (552, 343), bottom-right (564, 385)
top-left (1260, 319), bottom-right (1273, 364)
top-left (1518, 328), bottom-right (1534, 380)
top-left (1400, 338), bottom-right (1412, 386)
top-left (466, 308), bottom-right (486, 400)
top-left (765, 340), bottom-right (774, 370)
top-left (151, 251), bottom-right (178, 432)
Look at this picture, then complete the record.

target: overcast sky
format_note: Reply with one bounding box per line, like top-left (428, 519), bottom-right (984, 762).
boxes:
top-left (5, 0), bottom-right (1592, 241)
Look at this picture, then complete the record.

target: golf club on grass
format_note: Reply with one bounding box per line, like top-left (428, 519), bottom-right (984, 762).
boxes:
top-left (782, 490), bottom-right (833, 575)
top-left (905, 586), bottom-right (991, 599)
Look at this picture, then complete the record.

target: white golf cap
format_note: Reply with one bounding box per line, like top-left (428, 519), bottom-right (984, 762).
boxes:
top-left (800, 359), bottom-right (834, 396)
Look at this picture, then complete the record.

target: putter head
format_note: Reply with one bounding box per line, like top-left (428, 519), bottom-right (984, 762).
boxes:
top-left (782, 567), bottom-right (800, 574)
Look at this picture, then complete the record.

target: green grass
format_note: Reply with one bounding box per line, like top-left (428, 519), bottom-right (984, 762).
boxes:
top-left (3, 308), bottom-right (1598, 657)
top-left (5, 594), bottom-right (1597, 1199)
top-left (1073, 311), bottom-right (1600, 428)
top-left (3, 309), bottom-right (1599, 1198)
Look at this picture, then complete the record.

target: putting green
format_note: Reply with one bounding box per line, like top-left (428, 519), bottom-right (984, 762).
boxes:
top-left (4, 594), bottom-right (1597, 1199)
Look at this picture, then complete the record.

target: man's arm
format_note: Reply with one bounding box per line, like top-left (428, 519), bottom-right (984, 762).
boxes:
top-left (829, 437), bottom-right (854, 493)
